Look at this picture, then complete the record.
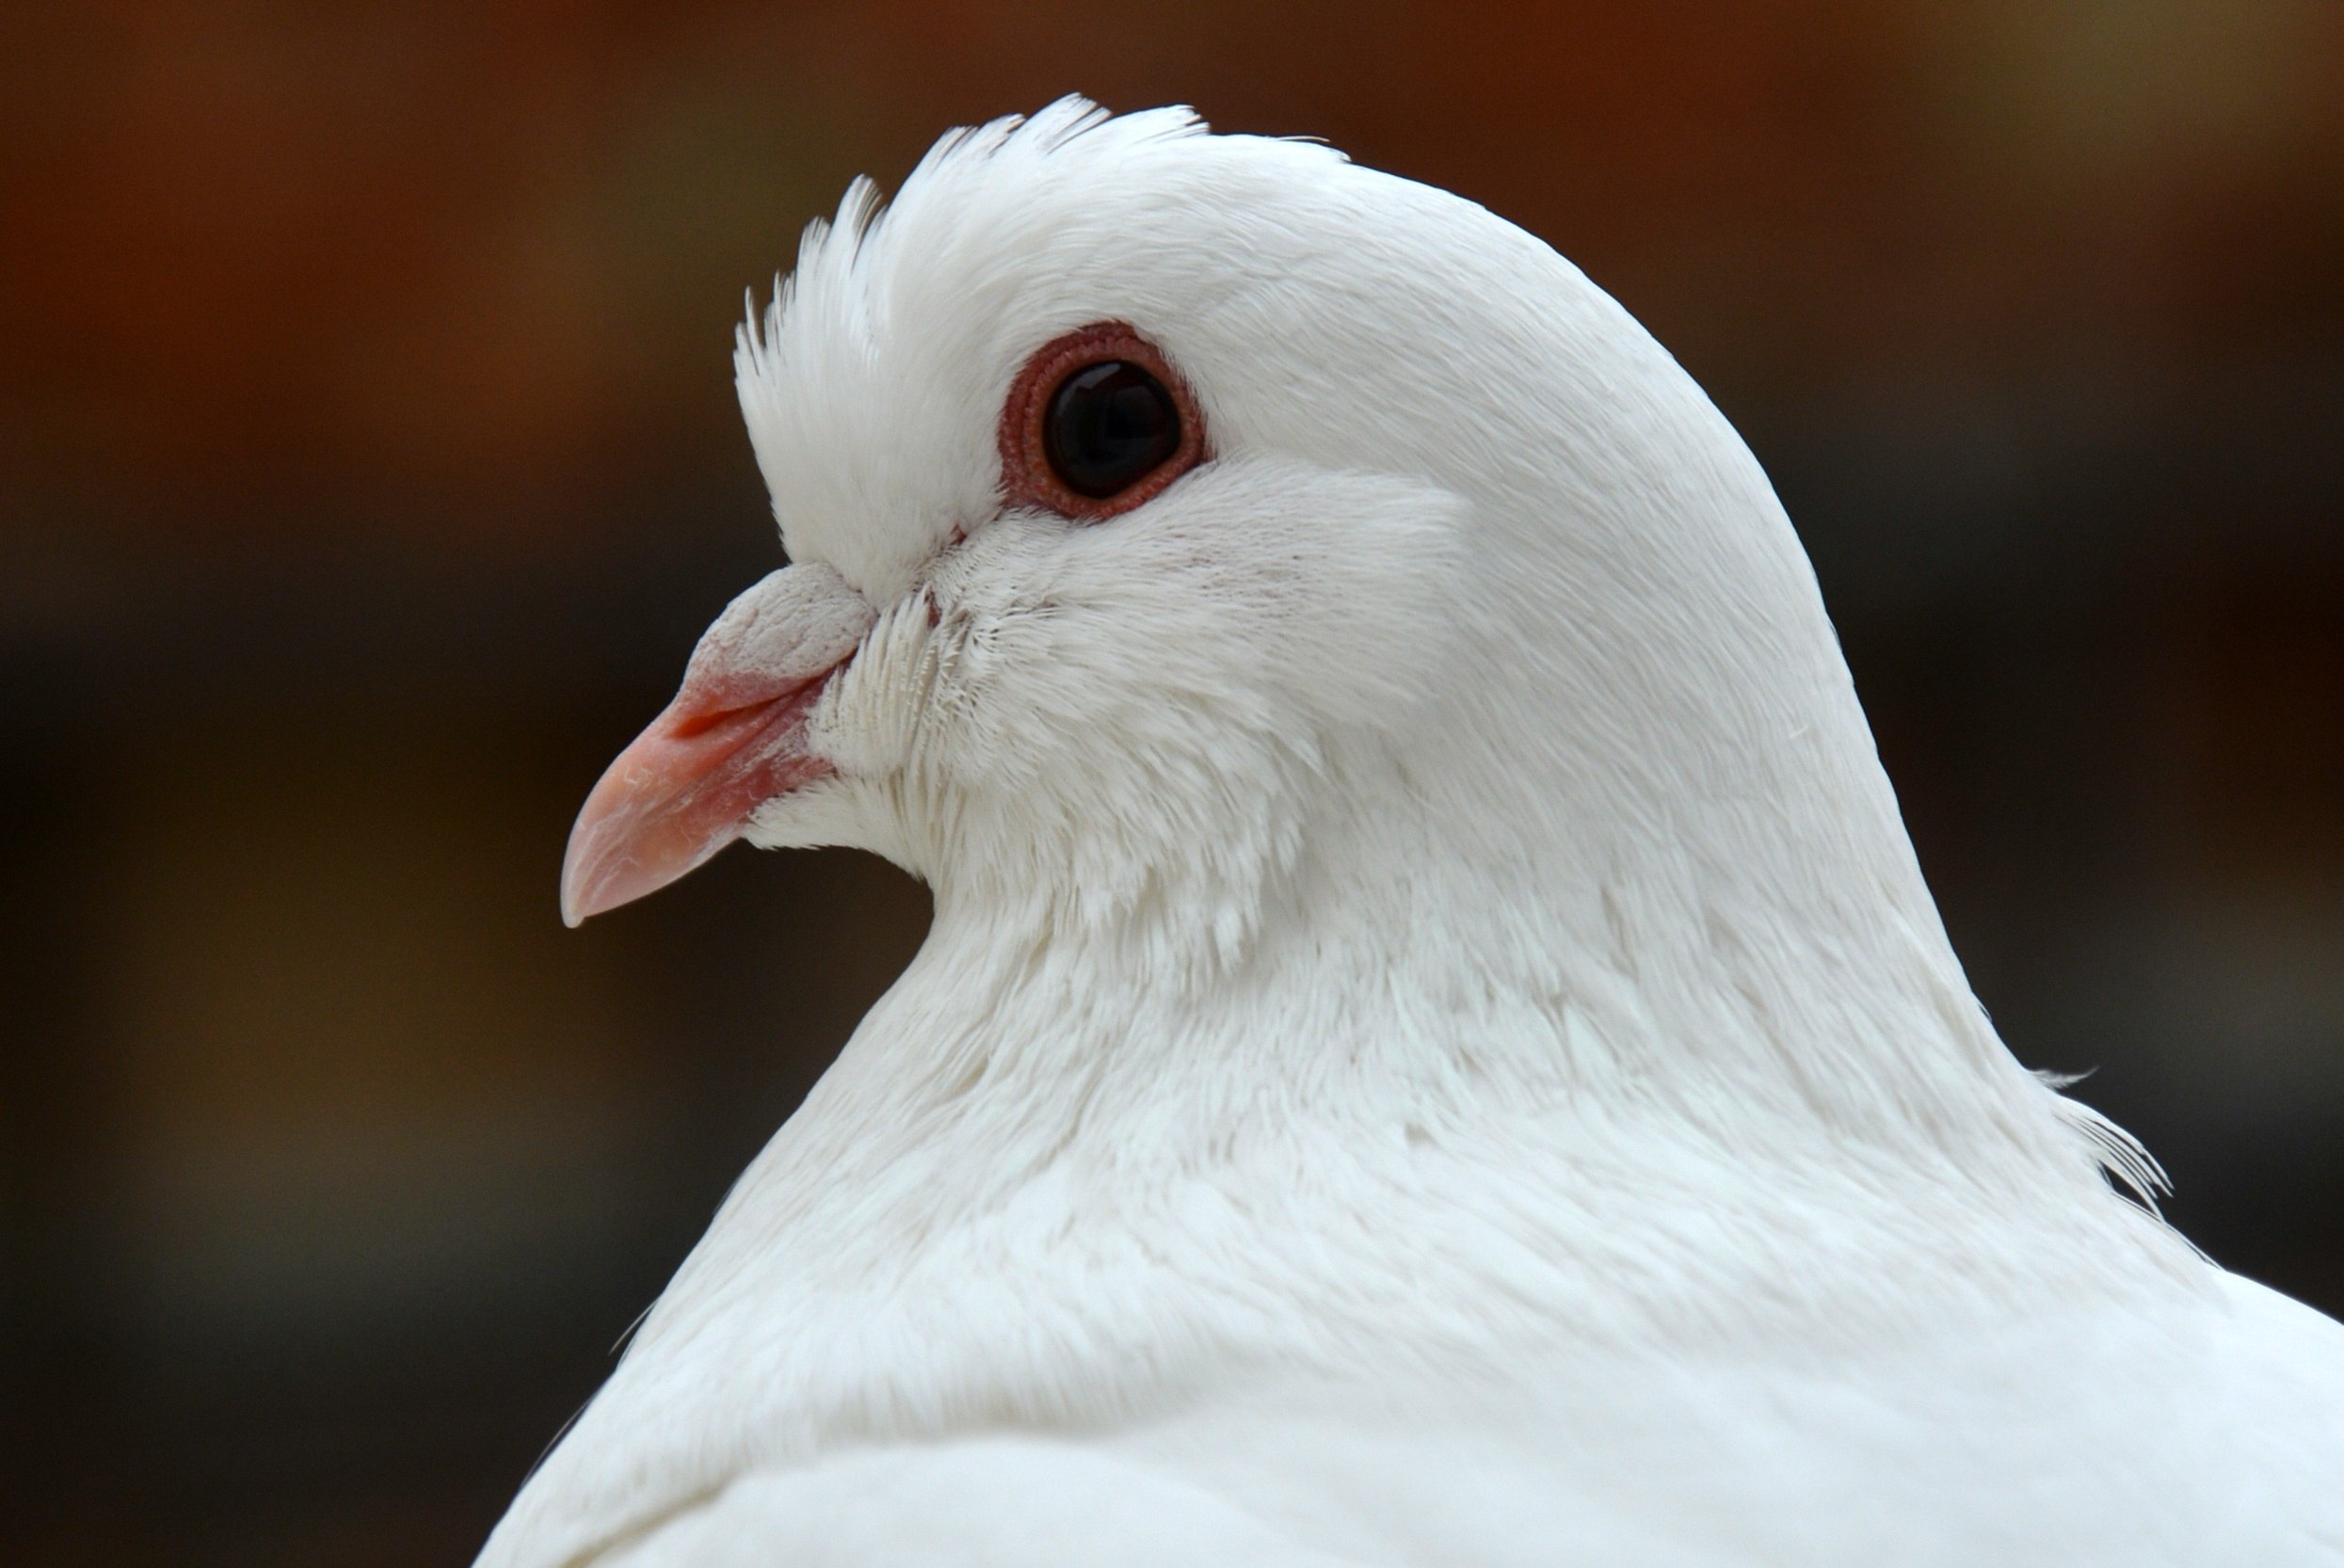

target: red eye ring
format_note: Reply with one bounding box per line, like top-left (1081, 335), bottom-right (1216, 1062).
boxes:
top-left (998, 321), bottom-right (1209, 521)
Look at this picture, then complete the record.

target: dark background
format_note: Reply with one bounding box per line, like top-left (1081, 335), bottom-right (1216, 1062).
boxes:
top-left (3, 3), bottom-right (2340, 1562)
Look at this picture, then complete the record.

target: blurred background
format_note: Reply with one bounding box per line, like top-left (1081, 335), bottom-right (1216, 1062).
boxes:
top-left (2, 1), bottom-right (2340, 1561)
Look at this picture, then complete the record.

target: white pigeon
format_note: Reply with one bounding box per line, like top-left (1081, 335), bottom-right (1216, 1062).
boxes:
top-left (484, 100), bottom-right (2344, 1567)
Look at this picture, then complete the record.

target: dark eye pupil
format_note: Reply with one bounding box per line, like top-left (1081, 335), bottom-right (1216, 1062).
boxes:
top-left (1043, 360), bottom-right (1181, 500)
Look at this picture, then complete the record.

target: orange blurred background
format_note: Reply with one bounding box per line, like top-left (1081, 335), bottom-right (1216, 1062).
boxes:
top-left (3, 3), bottom-right (2340, 1562)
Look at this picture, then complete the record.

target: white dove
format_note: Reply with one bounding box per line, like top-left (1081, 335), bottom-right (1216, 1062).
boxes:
top-left (483, 101), bottom-right (2344, 1567)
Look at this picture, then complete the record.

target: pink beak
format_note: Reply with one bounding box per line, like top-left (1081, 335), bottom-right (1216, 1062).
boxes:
top-left (559, 564), bottom-right (874, 927)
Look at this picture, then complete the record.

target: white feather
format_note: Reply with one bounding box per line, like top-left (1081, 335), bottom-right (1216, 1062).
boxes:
top-left (480, 100), bottom-right (2344, 1567)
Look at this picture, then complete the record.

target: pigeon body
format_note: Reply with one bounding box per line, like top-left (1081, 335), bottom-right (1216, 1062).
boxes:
top-left (486, 103), bottom-right (2344, 1566)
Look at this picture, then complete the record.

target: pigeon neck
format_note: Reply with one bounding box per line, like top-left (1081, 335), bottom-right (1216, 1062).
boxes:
top-left (878, 758), bottom-right (2081, 1199)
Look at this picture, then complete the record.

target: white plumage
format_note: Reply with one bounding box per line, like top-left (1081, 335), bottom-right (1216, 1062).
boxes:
top-left (490, 101), bottom-right (2344, 1566)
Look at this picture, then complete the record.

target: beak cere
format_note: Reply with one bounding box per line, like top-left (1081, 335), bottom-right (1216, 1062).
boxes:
top-left (560, 563), bottom-right (875, 926)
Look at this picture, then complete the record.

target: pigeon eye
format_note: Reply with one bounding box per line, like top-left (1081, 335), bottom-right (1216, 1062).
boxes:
top-left (1045, 361), bottom-right (1180, 498)
top-left (1000, 322), bottom-right (1208, 520)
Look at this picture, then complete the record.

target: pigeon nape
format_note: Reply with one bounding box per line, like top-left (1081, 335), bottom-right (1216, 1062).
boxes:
top-left (489, 100), bottom-right (2344, 1568)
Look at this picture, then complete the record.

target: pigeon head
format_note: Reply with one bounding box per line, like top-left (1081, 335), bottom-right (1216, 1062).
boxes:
top-left (561, 100), bottom-right (1906, 1013)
